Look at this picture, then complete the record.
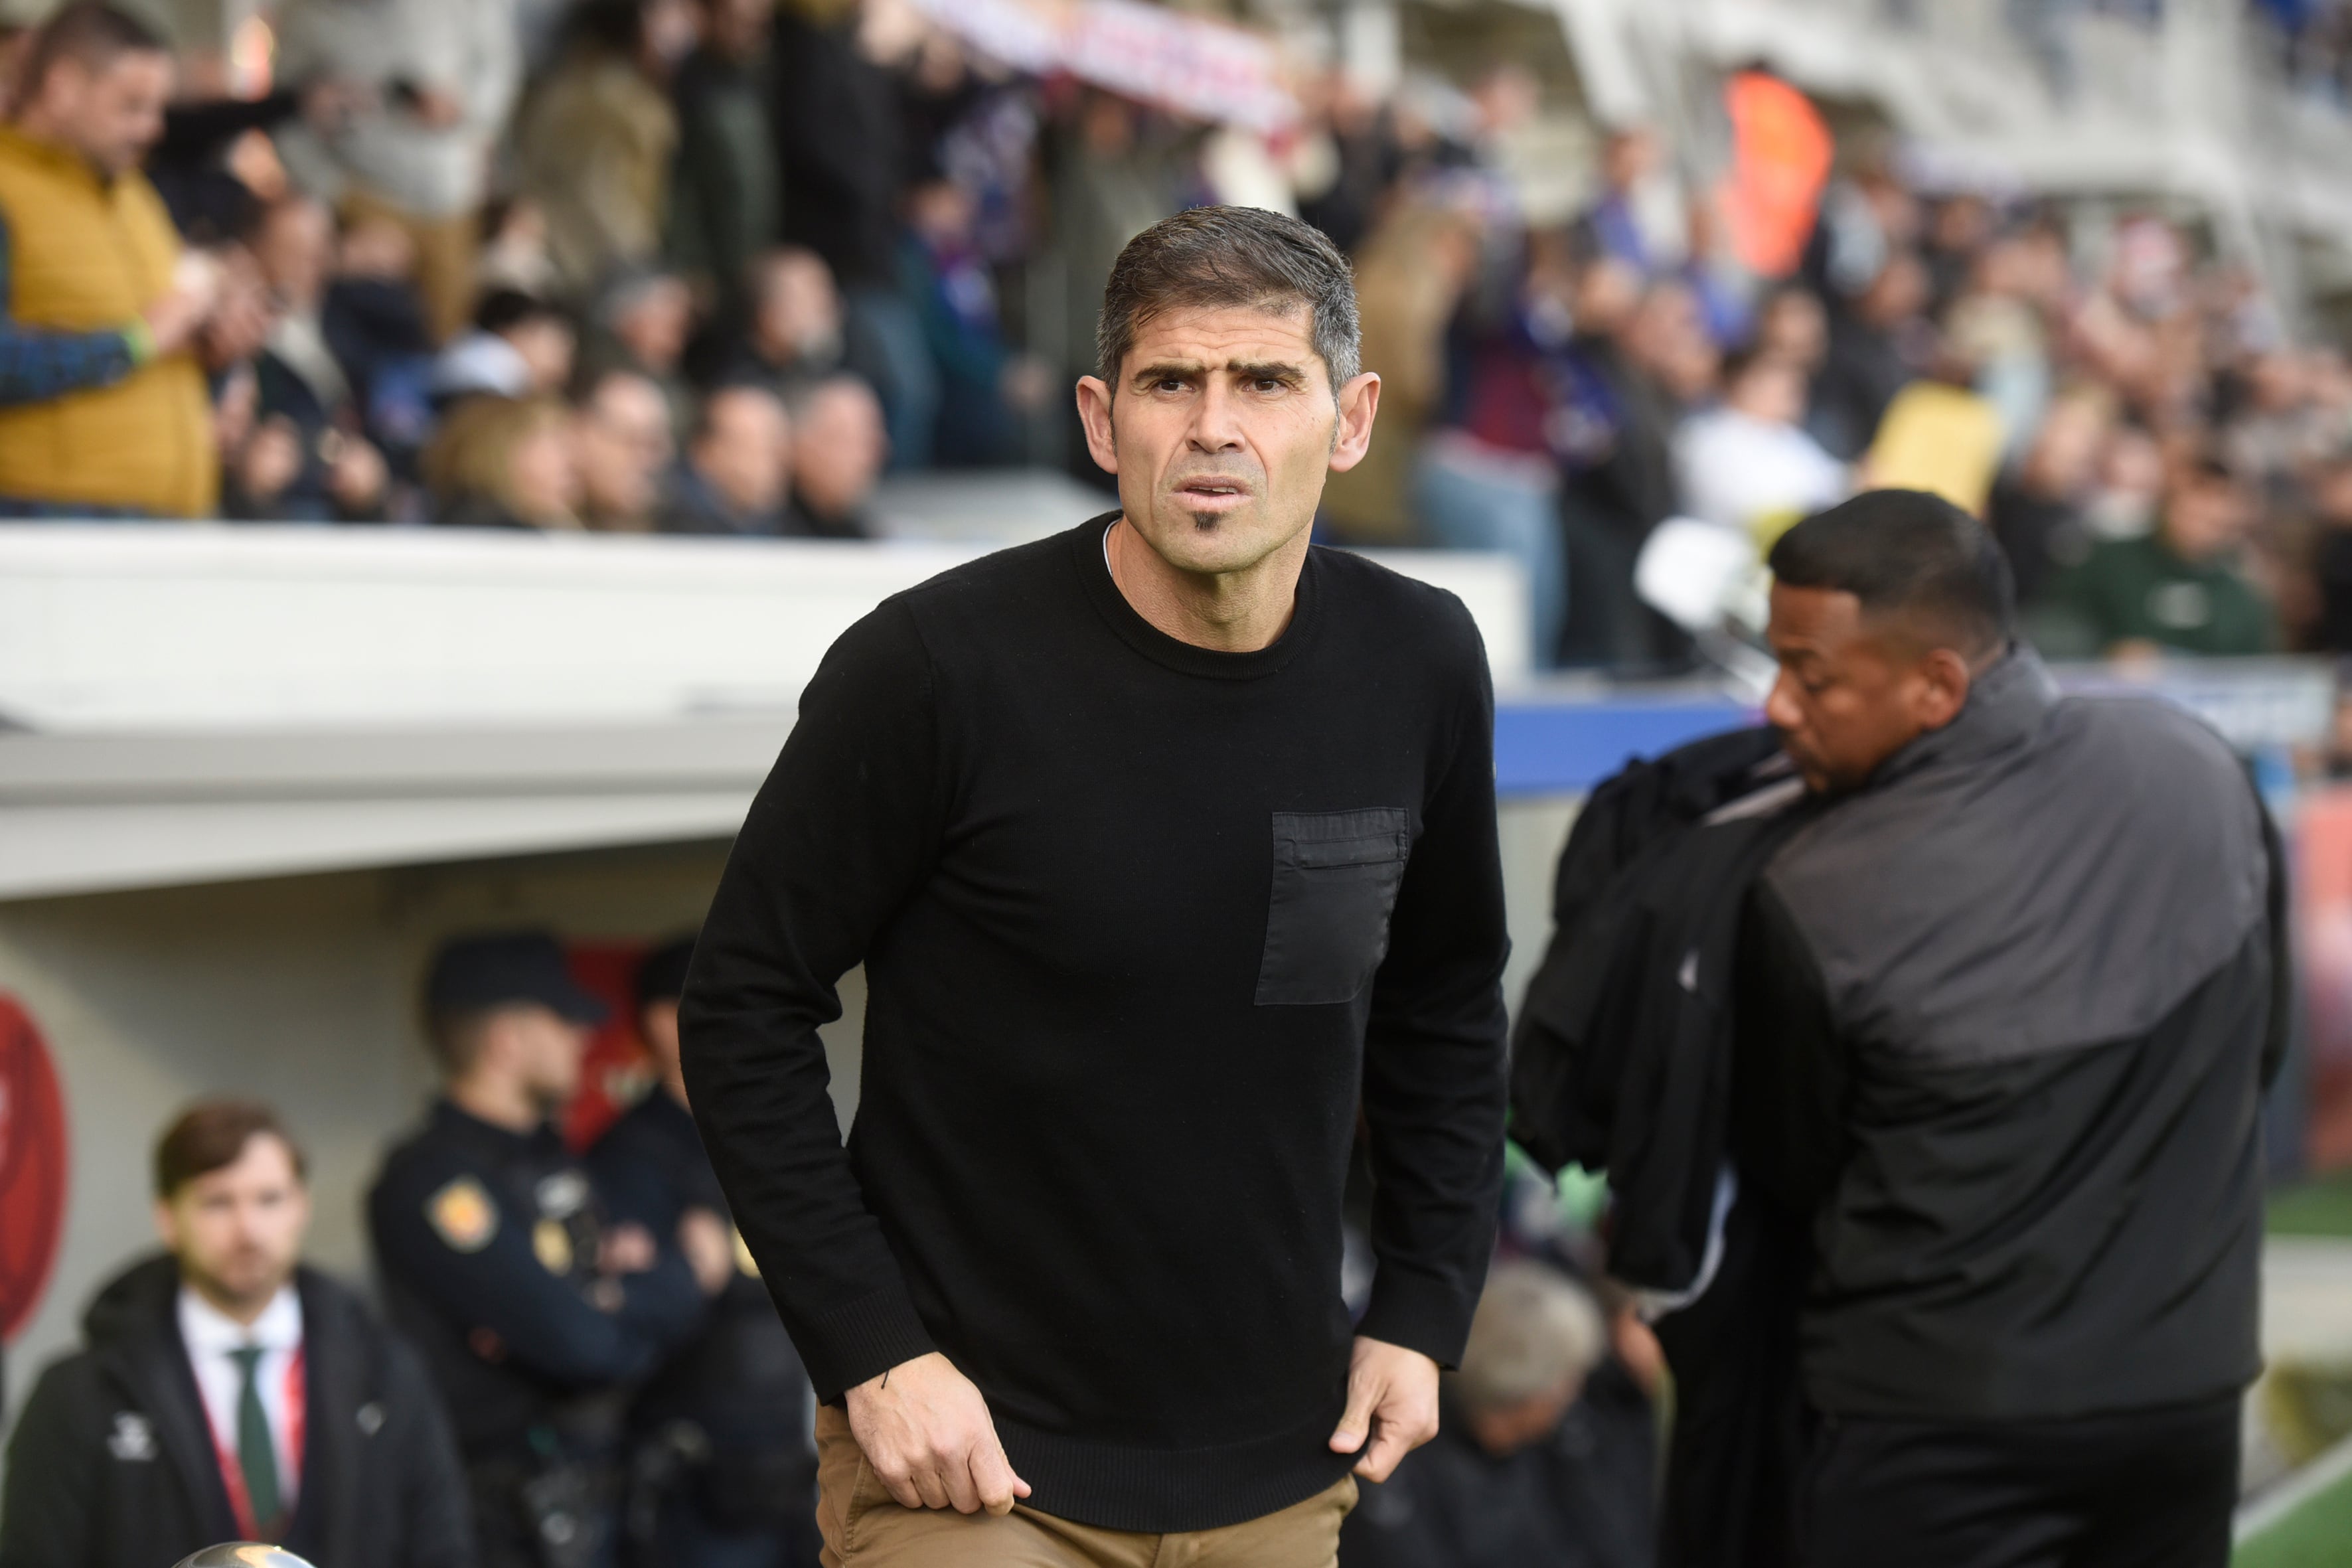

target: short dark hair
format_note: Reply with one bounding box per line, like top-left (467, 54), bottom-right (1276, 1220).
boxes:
top-left (155, 1100), bottom-right (307, 1200)
top-left (476, 287), bottom-right (567, 338)
top-left (17, 1), bottom-right (167, 102)
top-left (635, 935), bottom-right (697, 1017)
top-left (1095, 206), bottom-right (1361, 391)
top-left (1768, 489), bottom-right (2015, 657)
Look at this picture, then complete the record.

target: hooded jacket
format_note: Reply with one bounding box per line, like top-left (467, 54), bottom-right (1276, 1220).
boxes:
top-left (0, 1255), bottom-right (473, 1568)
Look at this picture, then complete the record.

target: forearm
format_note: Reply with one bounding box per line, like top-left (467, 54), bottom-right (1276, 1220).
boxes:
top-left (0, 321), bottom-right (141, 406)
top-left (680, 599), bottom-right (949, 1399)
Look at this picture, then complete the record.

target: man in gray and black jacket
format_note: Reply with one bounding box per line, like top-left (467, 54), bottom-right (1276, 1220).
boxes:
top-left (1742, 489), bottom-right (2286, 1568)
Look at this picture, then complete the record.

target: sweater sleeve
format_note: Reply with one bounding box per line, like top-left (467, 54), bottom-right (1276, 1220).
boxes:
top-left (1354, 615), bottom-right (1512, 1368)
top-left (680, 598), bottom-right (947, 1401)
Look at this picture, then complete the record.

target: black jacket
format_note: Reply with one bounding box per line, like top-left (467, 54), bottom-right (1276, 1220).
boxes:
top-left (1747, 651), bottom-right (2288, 1421)
top-left (1510, 722), bottom-right (1812, 1291)
top-left (0, 1255), bottom-right (473, 1568)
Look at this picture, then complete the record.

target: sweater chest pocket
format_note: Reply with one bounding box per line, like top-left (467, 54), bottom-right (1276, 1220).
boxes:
top-left (1255, 808), bottom-right (1412, 1006)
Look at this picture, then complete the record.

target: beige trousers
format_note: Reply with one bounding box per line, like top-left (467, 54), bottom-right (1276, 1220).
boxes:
top-left (814, 1406), bottom-right (1358, 1568)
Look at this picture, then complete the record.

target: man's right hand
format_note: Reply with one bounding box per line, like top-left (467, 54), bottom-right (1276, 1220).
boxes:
top-left (142, 252), bottom-right (224, 356)
top-left (844, 1352), bottom-right (1032, 1517)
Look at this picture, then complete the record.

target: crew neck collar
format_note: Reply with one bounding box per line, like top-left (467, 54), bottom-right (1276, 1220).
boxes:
top-left (1069, 512), bottom-right (1319, 680)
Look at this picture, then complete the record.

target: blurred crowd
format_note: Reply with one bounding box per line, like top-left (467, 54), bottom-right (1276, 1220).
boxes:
top-left (5, 0), bottom-right (2352, 674)
top-left (0, 932), bottom-right (1661, 1568)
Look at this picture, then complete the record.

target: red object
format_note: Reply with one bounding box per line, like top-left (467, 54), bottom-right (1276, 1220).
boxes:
top-left (2294, 790), bottom-right (2352, 1171)
top-left (561, 943), bottom-right (655, 1153)
top-left (0, 993), bottom-right (70, 1343)
top-left (1714, 70), bottom-right (1835, 281)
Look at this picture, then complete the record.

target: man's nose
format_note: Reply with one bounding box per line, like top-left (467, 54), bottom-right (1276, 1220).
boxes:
top-left (1763, 670), bottom-right (1804, 732)
top-left (1187, 380), bottom-right (1245, 451)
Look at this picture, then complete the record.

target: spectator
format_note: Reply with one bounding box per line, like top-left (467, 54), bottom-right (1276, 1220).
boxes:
top-left (2306, 455), bottom-right (2352, 652)
top-left (1812, 249), bottom-right (1931, 461)
top-left (428, 394), bottom-right (583, 529)
top-left (234, 194), bottom-right (390, 521)
top-left (369, 933), bottom-right (711, 1568)
top-left (1321, 202), bottom-right (1482, 545)
top-left (276, 0), bottom-right (523, 343)
top-left (0, 1100), bottom-right (473, 1567)
top-left (1555, 266), bottom-right (1697, 670)
top-left (771, 0), bottom-right (935, 472)
top-left (666, 0), bottom-right (781, 319)
top-left (2041, 456), bottom-right (2280, 658)
top-left (898, 173), bottom-right (1039, 467)
top-left (581, 264), bottom-right (696, 438)
top-left (1340, 1261), bottom-right (1654, 1568)
top-left (666, 382), bottom-right (789, 534)
top-left (1989, 386), bottom-right (2114, 605)
top-left (720, 244), bottom-right (842, 399)
top-left (590, 939), bottom-right (823, 1568)
top-left (572, 366), bottom-right (675, 531)
top-left (514, 0), bottom-right (685, 301)
top-left (0, 2), bottom-right (223, 518)
top-left (322, 208), bottom-right (437, 470)
top-left (785, 372), bottom-right (886, 538)
top-left (432, 287), bottom-right (576, 404)
top-left (1675, 347), bottom-right (1849, 538)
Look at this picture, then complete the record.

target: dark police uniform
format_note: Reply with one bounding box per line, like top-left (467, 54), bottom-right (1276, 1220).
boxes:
top-left (370, 1099), bottom-right (704, 1568)
top-left (593, 1087), bottom-right (820, 1568)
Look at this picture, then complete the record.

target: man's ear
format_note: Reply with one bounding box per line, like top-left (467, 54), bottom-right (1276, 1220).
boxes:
top-left (1075, 376), bottom-right (1119, 476)
top-left (1328, 372), bottom-right (1382, 473)
top-left (1912, 647), bottom-right (1975, 731)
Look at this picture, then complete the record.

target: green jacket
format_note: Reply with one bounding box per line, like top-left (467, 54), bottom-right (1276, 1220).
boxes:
top-left (2037, 533), bottom-right (2278, 659)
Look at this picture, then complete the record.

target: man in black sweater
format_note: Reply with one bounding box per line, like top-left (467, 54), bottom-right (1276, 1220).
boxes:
top-left (680, 206), bottom-right (1511, 1566)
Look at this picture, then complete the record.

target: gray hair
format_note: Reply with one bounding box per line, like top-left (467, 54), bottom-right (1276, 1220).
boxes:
top-left (1451, 1261), bottom-right (1608, 1415)
top-left (1095, 206), bottom-right (1362, 392)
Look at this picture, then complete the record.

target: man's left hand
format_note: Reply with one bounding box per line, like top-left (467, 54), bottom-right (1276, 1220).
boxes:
top-left (1328, 1336), bottom-right (1440, 1482)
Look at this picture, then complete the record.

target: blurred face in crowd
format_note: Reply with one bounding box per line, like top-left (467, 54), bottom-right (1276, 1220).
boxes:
top-left (1573, 255), bottom-right (1644, 339)
top-left (574, 373), bottom-right (674, 523)
top-left (702, 0), bottom-right (773, 60)
top-left (1757, 287), bottom-right (1828, 372)
top-left (751, 249), bottom-right (841, 368)
top-left (793, 378), bottom-right (888, 517)
top-left (1858, 252), bottom-right (1930, 329)
top-left (505, 410), bottom-right (582, 524)
top-left (2021, 394), bottom-right (2110, 499)
top-left (611, 275), bottom-right (693, 375)
top-left (339, 213), bottom-right (418, 281)
top-left (505, 315), bottom-right (577, 398)
top-left (694, 386), bottom-right (791, 516)
top-left (479, 1003), bottom-right (589, 1111)
top-left (2162, 472), bottom-right (2252, 563)
top-left (155, 1133), bottom-right (310, 1318)
top-left (1726, 358), bottom-right (1806, 428)
top-left (253, 196), bottom-right (335, 311)
top-left (1764, 584), bottom-right (1977, 795)
top-left (1075, 301), bottom-right (1380, 579)
top-left (1465, 1373), bottom-right (1583, 1460)
top-left (20, 45), bottom-right (171, 177)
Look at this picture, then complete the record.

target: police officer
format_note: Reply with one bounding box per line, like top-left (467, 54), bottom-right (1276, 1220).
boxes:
top-left (591, 937), bottom-right (821, 1568)
top-left (369, 931), bottom-right (715, 1568)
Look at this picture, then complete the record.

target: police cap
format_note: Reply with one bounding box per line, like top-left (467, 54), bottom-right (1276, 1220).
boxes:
top-left (426, 931), bottom-right (608, 1024)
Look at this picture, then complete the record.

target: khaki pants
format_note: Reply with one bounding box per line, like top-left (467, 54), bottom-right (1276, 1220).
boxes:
top-left (814, 1406), bottom-right (1356, 1568)
top-left (339, 186), bottom-right (482, 345)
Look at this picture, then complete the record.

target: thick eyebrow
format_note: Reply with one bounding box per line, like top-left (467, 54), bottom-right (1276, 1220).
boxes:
top-left (1127, 358), bottom-right (1312, 390)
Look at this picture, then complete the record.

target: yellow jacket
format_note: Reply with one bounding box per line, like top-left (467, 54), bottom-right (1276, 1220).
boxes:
top-left (0, 123), bottom-right (215, 516)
